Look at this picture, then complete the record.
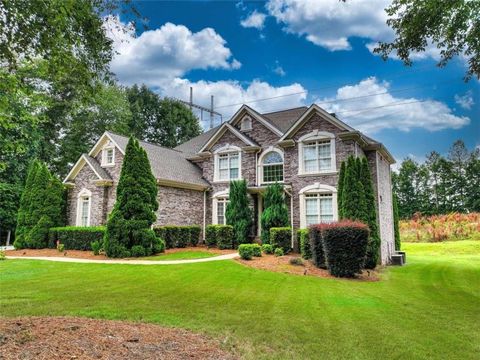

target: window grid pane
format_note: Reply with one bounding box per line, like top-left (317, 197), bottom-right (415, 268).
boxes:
top-left (217, 152), bottom-right (240, 180)
top-left (81, 197), bottom-right (89, 226)
top-left (263, 164), bottom-right (283, 182)
top-left (303, 140), bottom-right (332, 173)
top-left (304, 193), bottom-right (333, 225)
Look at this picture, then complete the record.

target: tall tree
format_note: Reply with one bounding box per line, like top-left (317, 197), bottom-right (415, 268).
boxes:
top-left (226, 180), bottom-right (253, 247)
top-left (0, 183), bottom-right (21, 245)
top-left (104, 137), bottom-right (161, 258)
top-left (448, 140), bottom-right (469, 211)
top-left (465, 149), bottom-right (480, 212)
top-left (374, 0), bottom-right (480, 80)
top-left (341, 156), bottom-right (366, 221)
top-left (260, 183), bottom-right (289, 244)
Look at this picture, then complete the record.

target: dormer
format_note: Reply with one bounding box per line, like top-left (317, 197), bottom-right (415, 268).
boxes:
top-left (101, 141), bottom-right (115, 167)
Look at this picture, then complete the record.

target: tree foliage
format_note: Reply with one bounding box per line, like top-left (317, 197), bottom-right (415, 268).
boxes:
top-left (226, 180), bottom-right (253, 247)
top-left (260, 183), bottom-right (289, 244)
top-left (104, 137), bottom-right (162, 258)
top-left (374, 0), bottom-right (480, 81)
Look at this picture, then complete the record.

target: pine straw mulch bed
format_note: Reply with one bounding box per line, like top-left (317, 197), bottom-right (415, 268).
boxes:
top-left (236, 253), bottom-right (381, 281)
top-left (4, 246), bottom-right (234, 261)
top-left (0, 317), bottom-right (237, 360)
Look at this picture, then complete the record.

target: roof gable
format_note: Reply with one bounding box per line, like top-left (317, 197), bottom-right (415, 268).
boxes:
top-left (88, 132), bottom-right (125, 158)
top-left (63, 154), bottom-right (112, 183)
top-left (229, 105), bottom-right (283, 137)
top-left (280, 104), bottom-right (355, 141)
top-left (199, 123), bottom-right (258, 153)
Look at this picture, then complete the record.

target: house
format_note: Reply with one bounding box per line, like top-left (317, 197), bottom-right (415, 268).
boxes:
top-left (63, 104), bottom-right (396, 264)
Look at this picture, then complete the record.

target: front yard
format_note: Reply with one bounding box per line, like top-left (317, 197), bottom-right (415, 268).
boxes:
top-left (1, 241), bottom-right (479, 359)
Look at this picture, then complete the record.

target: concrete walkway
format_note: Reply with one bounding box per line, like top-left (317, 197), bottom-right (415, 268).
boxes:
top-left (5, 252), bottom-right (239, 265)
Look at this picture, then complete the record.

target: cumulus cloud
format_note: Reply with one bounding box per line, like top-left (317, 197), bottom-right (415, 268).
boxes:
top-left (319, 77), bottom-right (470, 133)
top-left (266, 0), bottom-right (392, 51)
top-left (158, 78), bottom-right (307, 120)
top-left (240, 10), bottom-right (267, 29)
top-left (104, 16), bottom-right (241, 86)
top-left (454, 91), bottom-right (475, 110)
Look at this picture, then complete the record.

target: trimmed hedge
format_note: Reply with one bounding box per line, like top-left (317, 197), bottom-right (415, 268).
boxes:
top-left (321, 221), bottom-right (369, 278)
top-left (205, 225), bottom-right (218, 247)
top-left (297, 229), bottom-right (311, 260)
top-left (153, 225), bottom-right (201, 248)
top-left (239, 243), bottom-right (262, 260)
top-left (204, 225), bottom-right (234, 249)
top-left (261, 244), bottom-right (273, 254)
top-left (308, 225), bottom-right (327, 268)
top-left (270, 227), bottom-right (291, 253)
top-left (48, 226), bottom-right (105, 251)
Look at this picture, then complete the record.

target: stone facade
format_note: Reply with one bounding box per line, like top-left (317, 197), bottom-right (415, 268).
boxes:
top-left (155, 186), bottom-right (205, 227)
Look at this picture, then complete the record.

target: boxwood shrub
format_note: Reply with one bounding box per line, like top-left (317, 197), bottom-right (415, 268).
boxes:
top-left (308, 225), bottom-right (327, 269)
top-left (205, 225), bottom-right (218, 247)
top-left (270, 227), bottom-right (291, 253)
top-left (153, 225), bottom-right (201, 248)
top-left (216, 225), bottom-right (234, 249)
top-left (48, 226), bottom-right (105, 251)
top-left (321, 221), bottom-right (369, 278)
top-left (238, 243), bottom-right (261, 260)
top-left (297, 229), bottom-right (311, 260)
top-left (261, 243), bottom-right (273, 254)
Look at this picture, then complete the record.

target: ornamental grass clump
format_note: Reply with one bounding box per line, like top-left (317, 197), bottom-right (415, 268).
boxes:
top-left (321, 221), bottom-right (369, 278)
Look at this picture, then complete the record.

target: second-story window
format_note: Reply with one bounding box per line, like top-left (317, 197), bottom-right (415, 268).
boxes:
top-left (298, 131), bottom-right (336, 175)
top-left (102, 145), bottom-right (115, 166)
top-left (262, 151), bottom-right (284, 183)
top-left (215, 146), bottom-right (241, 182)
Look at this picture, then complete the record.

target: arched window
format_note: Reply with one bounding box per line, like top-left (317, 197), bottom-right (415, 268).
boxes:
top-left (76, 188), bottom-right (92, 227)
top-left (261, 150), bottom-right (284, 184)
top-left (212, 190), bottom-right (229, 225)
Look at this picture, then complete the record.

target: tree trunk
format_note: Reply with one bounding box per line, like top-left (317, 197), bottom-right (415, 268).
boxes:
top-left (6, 230), bottom-right (11, 246)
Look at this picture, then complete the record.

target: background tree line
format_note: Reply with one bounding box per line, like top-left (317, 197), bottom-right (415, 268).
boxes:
top-left (393, 140), bottom-right (480, 219)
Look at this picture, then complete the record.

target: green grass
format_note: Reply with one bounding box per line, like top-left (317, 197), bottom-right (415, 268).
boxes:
top-left (1, 242), bottom-right (479, 359)
top-left (142, 250), bottom-right (217, 261)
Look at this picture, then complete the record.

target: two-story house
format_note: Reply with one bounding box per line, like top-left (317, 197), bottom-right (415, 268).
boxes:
top-left (63, 104), bottom-right (396, 264)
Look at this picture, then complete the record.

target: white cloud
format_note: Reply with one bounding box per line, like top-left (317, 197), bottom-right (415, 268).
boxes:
top-left (319, 77), bottom-right (470, 133)
top-left (454, 91), bottom-right (475, 110)
top-left (104, 16), bottom-right (241, 86)
top-left (240, 10), bottom-right (267, 29)
top-left (266, 0), bottom-right (392, 51)
top-left (159, 78), bottom-right (307, 120)
top-left (273, 60), bottom-right (286, 76)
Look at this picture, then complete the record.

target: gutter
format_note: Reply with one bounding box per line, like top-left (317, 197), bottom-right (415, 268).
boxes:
top-left (284, 187), bottom-right (295, 248)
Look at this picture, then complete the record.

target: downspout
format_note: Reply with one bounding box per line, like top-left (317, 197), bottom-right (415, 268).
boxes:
top-left (284, 187), bottom-right (294, 249)
top-left (203, 189), bottom-right (207, 243)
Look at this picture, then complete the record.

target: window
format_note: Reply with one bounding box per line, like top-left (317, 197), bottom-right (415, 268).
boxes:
top-left (214, 146), bottom-right (241, 182)
top-left (216, 198), bottom-right (229, 225)
top-left (305, 194), bottom-right (333, 225)
top-left (240, 116), bottom-right (252, 131)
top-left (261, 151), bottom-right (283, 183)
top-left (76, 189), bottom-right (91, 226)
top-left (102, 146), bottom-right (115, 166)
top-left (298, 131), bottom-right (336, 175)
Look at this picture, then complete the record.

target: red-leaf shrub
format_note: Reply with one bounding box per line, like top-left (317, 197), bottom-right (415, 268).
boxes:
top-left (321, 221), bottom-right (369, 278)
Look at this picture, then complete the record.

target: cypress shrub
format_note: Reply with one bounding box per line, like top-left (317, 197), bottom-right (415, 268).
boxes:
top-left (260, 183), bottom-right (289, 244)
top-left (270, 227), bottom-right (291, 253)
top-left (393, 193), bottom-right (401, 250)
top-left (49, 226), bottom-right (105, 250)
top-left (216, 225), bottom-right (234, 249)
top-left (104, 137), bottom-right (161, 258)
top-left (226, 180), bottom-right (253, 247)
top-left (205, 225), bottom-right (217, 247)
top-left (341, 156), bottom-right (367, 222)
top-left (308, 225), bottom-right (327, 268)
top-left (297, 229), bottom-right (311, 260)
top-left (321, 221), bottom-right (369, 278)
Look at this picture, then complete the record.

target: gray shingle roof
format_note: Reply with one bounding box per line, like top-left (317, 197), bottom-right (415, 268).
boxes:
top-left (83, 155), bottom-right (112, 180)
top-left (174, 125), bottom-right (221, 155)
top-left (107, 132), bottom-right (209, 188)
top-left (262, 106), bottom-right (308, 133)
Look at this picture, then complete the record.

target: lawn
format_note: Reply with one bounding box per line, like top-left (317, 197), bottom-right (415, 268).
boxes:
top-left (142, 250), bottom-right (218, 261)
top-left (1, 241), bottom-right (479, 359)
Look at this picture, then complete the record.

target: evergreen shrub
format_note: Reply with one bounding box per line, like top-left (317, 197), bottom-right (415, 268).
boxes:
top-left (308, 225), bottom-right (327, 268)
top-left (274, 247), bottom-right (284, 257)
top-left (238, 243), bottom-right (262, 260)
top-left (297, 229), bottom-right (311, 259)
top-left (260, 183), bottom-right (289, 244)
top-left (270, 227), bottom-right (291, 253)
top-left (49, 226), bottom-right (105, 251)
top-left (216, 225), bottom-right (234, 249)
top-left (261, 244), bottom-right (273, 254)
top-left (226, 180), bottom-right (253, 247)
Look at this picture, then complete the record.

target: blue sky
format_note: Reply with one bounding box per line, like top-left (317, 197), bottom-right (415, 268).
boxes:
top-left (108, 0), bottom-right (479, 164)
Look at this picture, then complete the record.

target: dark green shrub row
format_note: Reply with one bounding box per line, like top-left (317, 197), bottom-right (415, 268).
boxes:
top-left (239, 243), bottom-right (262, 260)
top-left (205, 225), bottom-right (234, 249)
top-left (153, 225), bottom-right (201, 248)
top-left (48, 226), bottom-right (105, 250)
top-left (270, 227), bottom-right (291, 253)
top-left (311, 221), bottom-right (369, 278)
top-left (308, 225), bottom-right (327, 268)
top-left (297, 229), bottom-right (311, 260)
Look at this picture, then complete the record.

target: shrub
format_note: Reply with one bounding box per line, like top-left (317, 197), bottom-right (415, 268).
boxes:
top-left (261, 243), bottom-right (273, 254)
top-left (297, 229), bottom-right (311, 260)
top-left (205, 225), bottom-right (218, 247)
top-left (239, 244), bottom-right (254, 260)
top-left (289, 257), bottom-right (304, 266)
top-left (152, 237), bottom-right (165, 254)
top-left (0, 250), bottom-right (6, 261)
top-left (308, 225), bottom-right (327, 268)
top-left (57, 243), bottom-right (65, 252)
top-left (321, 221), bottom-right (369, 278)
top-left (251, 243), bottom-right (262, 257)
top-left (49, 226), bottom-right (105, 251)
top-left (274, 247), bottom-right (284, 257)
top-left (188, 225), bottom-right (201, 246)
top-left (216, 225), bottom-right (234, 249)
top-left (91, 240), bottom-right (102, 255)
top-left (270, 227), bottom-right (291, 253)
top-left (226, 180), bottom-right (253, 247)
top-left (131, 245), bottom-right (146, 257)
top-left (153, 225), bottom-right (201, 248)
top-left (261, 183), bottom-right (289, 244)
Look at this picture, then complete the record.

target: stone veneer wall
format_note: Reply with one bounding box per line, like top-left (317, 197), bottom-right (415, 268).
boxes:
top-left (376, 153), bottom-right (395, 264)
top-left (155, 186), bottom-right (205, 227)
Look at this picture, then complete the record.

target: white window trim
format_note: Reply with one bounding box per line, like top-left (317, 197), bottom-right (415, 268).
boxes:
top-left (240, 115), bottom-right (252, 132)
top-left (101, 143), bottom-right (115, 167)
top-left (212, 190), bottom-right (229, 225)
top-left (297, 131), bottom-right (336, 175)
top-left (76, 188), bottom-right (92, 227)
top-left (257, 146), bottom-right (284, 185)
top-left (213, 144), bottom-right (242, 183)
top-left (299, 183), bottom-right (338, 229)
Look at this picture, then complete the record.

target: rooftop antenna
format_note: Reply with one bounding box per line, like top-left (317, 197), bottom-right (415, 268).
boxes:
top-left (176, 87), bottom-right (223, 129)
